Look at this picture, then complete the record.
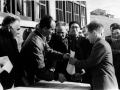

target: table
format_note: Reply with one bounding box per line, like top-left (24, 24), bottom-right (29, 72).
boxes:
top-left (8, 80), bottom-right (91, 90)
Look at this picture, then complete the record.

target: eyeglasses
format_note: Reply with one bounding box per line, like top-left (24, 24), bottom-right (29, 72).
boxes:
top-left (70, 26), bottom-right (79, 29)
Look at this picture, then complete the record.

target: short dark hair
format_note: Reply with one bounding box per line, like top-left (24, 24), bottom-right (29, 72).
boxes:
top-left (69, 21), bottom-right (80, 28)
top-left (39, 15), bottom-right (53, 29)
top-left (110, 23), bottom-right (120, 31)
top-left (87, 21), bottom-right (103, 33)
top-left (2, 14), bottom-right (20, 27)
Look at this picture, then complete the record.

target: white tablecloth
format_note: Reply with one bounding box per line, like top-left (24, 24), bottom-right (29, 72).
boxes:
top-left (8, 80), bottom-right (91, 90)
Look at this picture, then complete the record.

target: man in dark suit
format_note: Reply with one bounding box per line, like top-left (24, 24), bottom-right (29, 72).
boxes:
top-left (0, 14), bottom-right (23, 89)
top-left (69, 21), bottom-right (118, 90)
top-left (67, 21), bottom-right (93, 83)
top-left (48, 21), bottom-right (71, 82)
top-left (20, 15), bottom-right (70, 85)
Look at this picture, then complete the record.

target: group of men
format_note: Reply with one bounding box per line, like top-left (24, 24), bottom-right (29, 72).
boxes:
top-left (106, 23), bottom-right (120, 88)
top-left (0, 14), bottom-right (119, 90)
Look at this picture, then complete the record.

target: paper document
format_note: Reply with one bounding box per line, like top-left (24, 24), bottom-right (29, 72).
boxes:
top-left (70, 50), bottom-right (75, 58)
top-left (2, 56), bottom-right (13, 73)
top-left (66, 50), bottom-right (75, 75)
top-left (0, 83), bottom-right (3, 90)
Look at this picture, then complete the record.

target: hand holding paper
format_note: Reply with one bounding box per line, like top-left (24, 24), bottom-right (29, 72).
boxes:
top-left (70, 50), bottom-right (75, 58)
top-left (63, 53), bottom-right (70, 59)
top-left (0, 56), bottom-right (8, 66)
top-left (0, 56), bottom-right (13, 73)
top-left (66, 50), bottom-right (76, 75)
top-left (69, 57), bottom-right (77, 65)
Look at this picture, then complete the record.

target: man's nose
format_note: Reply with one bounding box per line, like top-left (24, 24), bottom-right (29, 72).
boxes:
top-left (73, 28), bottom-right (77, 32)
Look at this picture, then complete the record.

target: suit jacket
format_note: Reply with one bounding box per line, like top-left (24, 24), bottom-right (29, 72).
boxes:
top-left (20, 30), bottom-right (64, 84)
top-left (48, 34), bottom-right (71, 81)
top-left (68, 35), bottom-right (93, 74)
top-left (68, 35), bottom-right (93, 60)
top-left (0, 30), bottom-right (22, 89)
top-left (75, 38), bottom-right (118, 90)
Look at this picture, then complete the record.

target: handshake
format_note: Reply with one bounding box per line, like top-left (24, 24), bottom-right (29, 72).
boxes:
top-left (63, 53), bottom-right (78, 65)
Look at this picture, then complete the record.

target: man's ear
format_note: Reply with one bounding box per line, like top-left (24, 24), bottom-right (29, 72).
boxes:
top-left (7, 26), bottom-right (11, 32)
top-left (43, 27), bottom-right (47, 32)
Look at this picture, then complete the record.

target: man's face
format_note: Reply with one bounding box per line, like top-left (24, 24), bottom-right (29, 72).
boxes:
top-left (46, 20), bottom-right (56, 38)
top-left (86, 30), bottom-right (96, 44)
top-left (69, 23), bottom-right (80, 36)
top-left (56, 26), bottom-right (67, 39)
top-left (10, 20), bottom-right (21, 38)
top-left (112, 29), bottom-right (120, 39)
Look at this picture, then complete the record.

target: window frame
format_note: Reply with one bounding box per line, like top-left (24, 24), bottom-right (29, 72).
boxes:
top-left (33, 0), bottom-right (48, 22)
top-left (56, 1), bottom-right (64, 21)
top-left (80, 1), bottom-right (87, 28)
top-left (65, 1), bottom-right (73, 23)
top-left (73, 2), bottom-right (80, 23)
top-left (15, 0), bottom-right (32, 21)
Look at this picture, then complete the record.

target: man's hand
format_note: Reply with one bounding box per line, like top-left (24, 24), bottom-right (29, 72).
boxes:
top-left (71, 73), bottom-right (83, 82)
top-left (58, 73), bottom-right (67, 83)
top-left (63, 53), bottom-right (70, 59)
top-left (69, 57), bottom-right (77, 65)
top-left (0, 56), bottom-right (8, 66)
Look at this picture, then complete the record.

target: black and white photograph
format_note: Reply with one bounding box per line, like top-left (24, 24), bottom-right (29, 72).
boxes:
top-left (0, 0), bottom-right (120, 90)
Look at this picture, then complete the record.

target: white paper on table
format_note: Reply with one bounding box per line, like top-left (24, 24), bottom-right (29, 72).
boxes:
top-left (66, 50), bottom-right (75, 75)
top-left (2, 56), bottom-right (13, 73)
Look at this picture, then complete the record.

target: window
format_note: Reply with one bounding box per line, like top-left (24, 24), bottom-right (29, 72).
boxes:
top-left (34, 0), bottom-right (48, 20)
top-left (15, 0), bottom-right (32, 20)
top-left (81, 6), bottom-right (86, 27)
top-left (22, 0), bottom-right (31, 17)
top-left (65, 1), bottom-right (72, 23)
top-left (74, 3), bottom-right (80, 23)
top-left (0, 0), bottom-right (11, 13)
top-left (56, 1), bottom-right (64, 21)
top-left (81, 6), bottom-right (85, 16)
top-left (81, 1), bottom-right (86, 5)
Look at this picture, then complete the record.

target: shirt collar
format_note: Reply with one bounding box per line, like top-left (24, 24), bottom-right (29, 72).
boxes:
top-left (36, 29), bottom-right (46, 42)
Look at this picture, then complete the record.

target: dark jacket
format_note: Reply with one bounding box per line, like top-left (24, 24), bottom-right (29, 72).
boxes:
top-left (0, 29), bottom-right (22, 89)
top-left (67, 35), bottom-right (93, 73)
top-left (48, 34), bottom-right (71, 81)
top-left (20, 30), bottom-right (64, 84)
top-left (75, 38), bottom-right (118, 90)
top-left (67, 35), bottom-right (93, 60)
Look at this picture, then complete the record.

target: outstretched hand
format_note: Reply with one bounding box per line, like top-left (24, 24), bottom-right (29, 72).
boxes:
top-left (63, 53), bottom-right (70, 59)
top-left (69, 57), bottom-right (77, 65)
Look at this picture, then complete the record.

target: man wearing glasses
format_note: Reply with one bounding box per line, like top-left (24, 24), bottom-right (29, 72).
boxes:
top-left (48, 21), bottom-right (71, 82)
top-left (68, 21), bottom-right (93, 84)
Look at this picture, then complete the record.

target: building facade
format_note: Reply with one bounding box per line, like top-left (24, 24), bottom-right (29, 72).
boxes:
top-left (0, 0), bottom-right (88, 49)
top-left (0, 0), bottom-right (87, 28)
